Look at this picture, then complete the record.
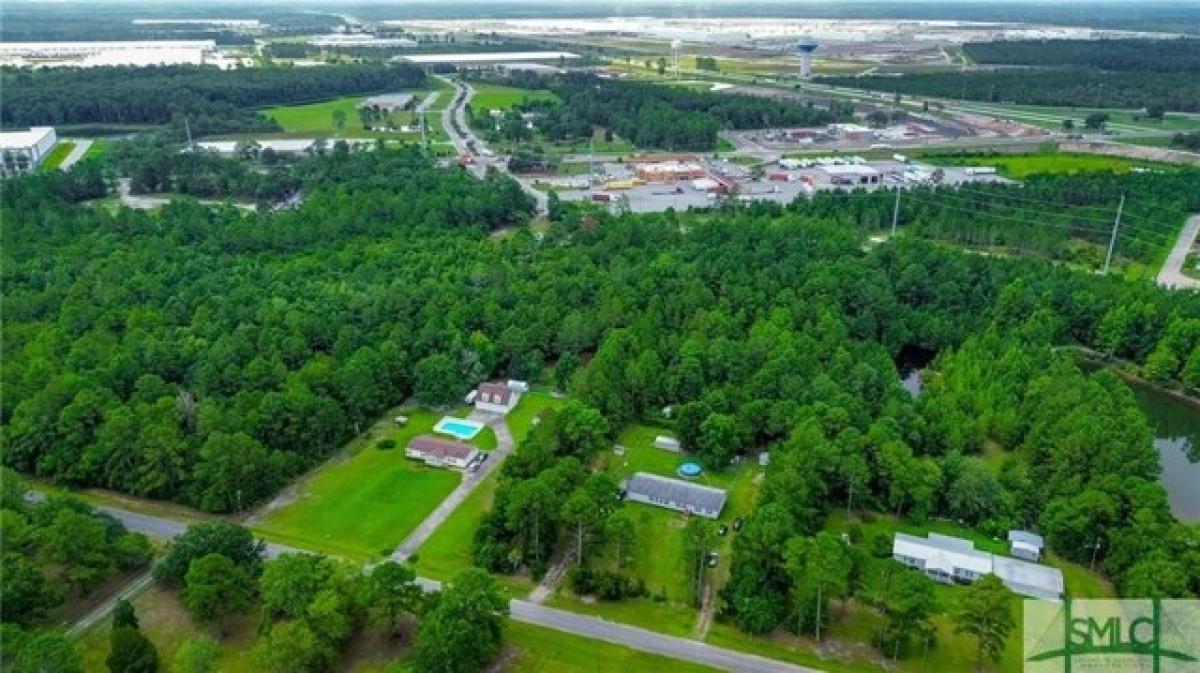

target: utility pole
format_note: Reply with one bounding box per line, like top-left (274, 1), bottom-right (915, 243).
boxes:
top-left (891, 188), bottom-right (901, 236)
top-left (1103, 192), bottom-right (1126, 274)
top-left (184, 117), bottom-right (194, 152)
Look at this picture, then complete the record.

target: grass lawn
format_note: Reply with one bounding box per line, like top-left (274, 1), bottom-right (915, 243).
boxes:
top-left (83, 139), bottom-right (109, 161)
top-left (926, 151), bottom-right (1165, 179)
top-left (545, 424), bottom-right (764, 637)
top-left (262, 93), bottom-right (433, 142)
top-left (504, 621), bottom-right (719, 673)
top-left (410, 391), bottom-right (563, 594)
top-left (39, 141), bottom-right (75, 171)
top-left (469, 83), bottom-right (559, 111)
top-left (253, 408), bottom-right (478, 561)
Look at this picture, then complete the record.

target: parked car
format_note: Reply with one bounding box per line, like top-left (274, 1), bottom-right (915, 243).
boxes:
top-left (733, 517), bottom-right (745, 532)
top-left (706, 551), bottom-right (719, 568)
top-left (717, 524), bottom-right (728, 537)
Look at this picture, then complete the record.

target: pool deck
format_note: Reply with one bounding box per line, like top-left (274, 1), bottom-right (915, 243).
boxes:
top-left (434, 416), bottom-right (485, 441)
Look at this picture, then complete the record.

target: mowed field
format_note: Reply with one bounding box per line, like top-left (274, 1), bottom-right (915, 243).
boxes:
top-left (470, 83), bottom-right (559, 111)
top-left (252, 408), bottom-right (481, 561)
top-left (927, 151), bottom-right (1165, 179)
top-left (38, 141), bottom-right (75, 171)
top-left (261, 92), bottom-right (437, 141)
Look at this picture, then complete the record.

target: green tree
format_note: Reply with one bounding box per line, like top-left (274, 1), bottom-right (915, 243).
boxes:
top-left (784, 533), bottom-right (853, 641)
top-left (882, 570), bottom-right (938, 659)
top-left (367, 561), bottom-right (423, 635)
top-left (12, 631), bottom-right (82, 673)
top-left (413, 353), bottom-right (460, 406)
top-left (172, 637), bottom-right (218, 673)
top-left (412, 568), bottom-right (509, 673)
top-left (107, 627), bottom-right (158, 673)
top-left (0, 553), bottom-right (62, 625)
top-left (112, 599), bottom-right (138, 630)
top-left (696, 413), bottom-right (740, 468)
top-left (252, 620), bottom-right (330, 673)
top-left (954, 575), bottom-right (1014, 667)
top-left (560, 489), bottom-right (602, 564)
top-left (604, 509), bottom-right (636, 570)
top-left (682, 517), bottom-right (717, 607)
top-left (182, 553), bottom-right (254, 629)
top-left (154, 522), bottom-right (263, 585)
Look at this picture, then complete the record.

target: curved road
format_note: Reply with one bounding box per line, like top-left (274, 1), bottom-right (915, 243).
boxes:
top-left (65, 498), bottom-right (817, 672)
top-left (1158, 214), bottom-right (1200, 290)
top-left (435, 75), bottom-right (549, 216)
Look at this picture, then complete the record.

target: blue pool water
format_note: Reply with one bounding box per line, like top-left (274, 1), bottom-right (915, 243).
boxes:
top-left (434, 417), bottom-right (484, 441)
top-left (677, 462), bottom-right (704, 478)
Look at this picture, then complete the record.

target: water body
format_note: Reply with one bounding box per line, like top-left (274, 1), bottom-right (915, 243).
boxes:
top-left (1123, 380), bottom-right (1200, 522)
top-left (895, 345), bottom-right (936, 397)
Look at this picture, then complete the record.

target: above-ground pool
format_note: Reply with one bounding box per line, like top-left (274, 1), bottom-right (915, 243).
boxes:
top-left (677, 462), bottom-right (704, 479)
top-left (434, 417), bottom-right (485, 441)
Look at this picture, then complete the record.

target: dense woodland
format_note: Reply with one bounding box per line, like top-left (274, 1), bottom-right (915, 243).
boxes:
top-left (821, 39), bottom-right (1200, 111)
top-left (963, 38), bottom-right (1200, 74)
top-left (475, 72), bottom-right (847, 150)
top-left (0, 64), bottom-right (425, 136)
top-left (2, 146), bottom-right (1200, 670)
top-left (821, 68), bottom-right (1200, 113)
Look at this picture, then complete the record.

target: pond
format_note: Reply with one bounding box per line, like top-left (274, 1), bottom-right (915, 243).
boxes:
top-left (895, 345), bottom-right (936, 397)
top-left (1124, 379), bottom-right (1200, 522)
top-left (1078, 360), bottom-right (1200, 522)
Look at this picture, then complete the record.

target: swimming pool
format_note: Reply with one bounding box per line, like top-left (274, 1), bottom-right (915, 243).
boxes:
top-left (434, 417), bottom-right (485, 441)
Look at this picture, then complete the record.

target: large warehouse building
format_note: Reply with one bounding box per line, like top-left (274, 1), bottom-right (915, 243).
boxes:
top-left (0, 127), bottom-right (58, 177)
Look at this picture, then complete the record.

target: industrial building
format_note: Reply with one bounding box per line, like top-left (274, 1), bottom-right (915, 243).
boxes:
top-left (634, 161), bottom-right (706, 182)
top-left (624, 472), bottom-right (727, 518)
top-left (311, 35), bottom-right (418, 49)
top-left (0, 40), bottom-right (231, 68)
top-left (360, 93), bottom-right (415, 112)
top-left (820, 164), bottom-right (881, 186)
top-left (892, 532), bottom-right (1064, 601)
top-left (0, 127), bottom-right (58, 177)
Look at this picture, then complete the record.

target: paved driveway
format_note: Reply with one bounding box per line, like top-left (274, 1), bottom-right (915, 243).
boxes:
top-left (1157, 214), bottom-right (1200, 290)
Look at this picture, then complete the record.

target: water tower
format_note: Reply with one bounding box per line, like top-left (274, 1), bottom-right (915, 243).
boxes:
top-left (797, 38), bottom-right (818, 78)
top-left (671, 38), bottom-right (683, 78)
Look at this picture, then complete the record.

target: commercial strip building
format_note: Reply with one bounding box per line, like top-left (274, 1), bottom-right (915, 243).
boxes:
top-left (892, 532), bottom-right (1064, 601)
top-left (624, 472), bottom-right (727, 519)
top-left (360, 93), bottom-right (415, 112)
top-left (0, 127), bottom-right (58, 177)
top-left (405, 436), bottom-right (481, 470)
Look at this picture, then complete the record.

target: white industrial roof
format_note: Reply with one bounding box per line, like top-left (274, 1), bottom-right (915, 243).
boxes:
top-left (820, 164), bottom-right (880, 176)
top-left (194, 139), bottom-right (375, 154)
top-left (400, 51), bottom-right (578, 64)
top-left (0, 127), bottom-right (55, 150)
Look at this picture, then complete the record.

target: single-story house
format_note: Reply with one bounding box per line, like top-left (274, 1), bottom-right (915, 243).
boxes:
top-left (893, 532), bottom-right (1064, 601)
top-left (405, 435), bottom-right (480, 469)
top-left (893, 532), bottom-right (992, 585)
top-left (624, 472), bottom-right (726, 519)
top-left (653, 436), bottom-right (681, 453)
top-left (1008, 530), bottom-right (1044, 562)
top-left (360, 93), bottom-right (414, 112)
top-left (474, 381), bottom-right (521, 415)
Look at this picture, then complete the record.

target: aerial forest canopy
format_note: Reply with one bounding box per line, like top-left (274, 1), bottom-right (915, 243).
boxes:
top-left (819, 38), bottom-right (1200, 112)
top-left (0, 63), bottom-right (426, 135)
top-left (481, 72), bottom-right (847, 151)
top-left (3, 147), bottom-right (1198, 524)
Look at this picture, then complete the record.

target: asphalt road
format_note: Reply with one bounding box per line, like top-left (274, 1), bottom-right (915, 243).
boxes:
top-left (60, 497), bottom-right (818, 672)
top-left (1157, 214), bottom-right (1200, 290)
top-left (434, 74), bottom-right (548, 215)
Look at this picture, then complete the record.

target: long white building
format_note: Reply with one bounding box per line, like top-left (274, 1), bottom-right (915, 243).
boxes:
top-left (1, 127), bottom-right (58, 177)
top-left (893, 532), bottom-right (1064, 601)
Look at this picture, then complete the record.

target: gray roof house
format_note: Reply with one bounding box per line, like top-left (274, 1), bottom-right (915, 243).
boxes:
top-left (624, 472), bottom-right (726, 519)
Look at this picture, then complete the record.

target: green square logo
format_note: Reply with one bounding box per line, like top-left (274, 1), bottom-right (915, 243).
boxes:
top-left (1025, 599), bottom-right (1200, 672)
